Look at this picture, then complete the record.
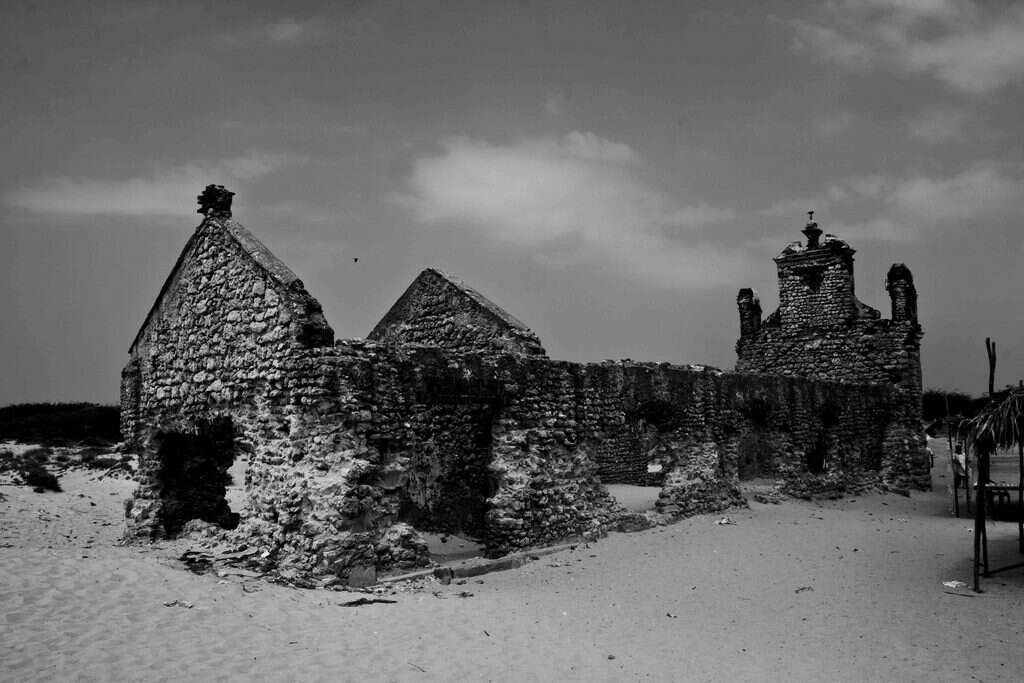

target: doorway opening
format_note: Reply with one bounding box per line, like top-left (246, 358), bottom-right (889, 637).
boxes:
top-left (806, 434), bottom-right (828, 475)
top-left (153, 417), bottom-right (240, 536)
top-left (738, 431), bottom-right (774, 481)
top-left (396, 404), bottom-right (498, 560)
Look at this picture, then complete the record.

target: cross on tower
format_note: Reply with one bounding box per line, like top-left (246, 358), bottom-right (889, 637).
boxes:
top-left (802, 209), bottom-right (822, 248)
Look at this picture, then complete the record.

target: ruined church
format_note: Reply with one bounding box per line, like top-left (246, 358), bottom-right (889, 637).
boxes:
top-left (120, 186), bottom-right (927, 583)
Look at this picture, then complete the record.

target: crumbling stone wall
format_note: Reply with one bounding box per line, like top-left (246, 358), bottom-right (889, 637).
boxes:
top-left (368, 268), bottom-right (546, 357)
top-left (122, 195), bottom-right (929, 584)
top-left (735, 220), bottom-right (927, 489)
top-left (487, 360), bottom-right (898, 517)
top-left (120, 212), bottom-right (337, 539)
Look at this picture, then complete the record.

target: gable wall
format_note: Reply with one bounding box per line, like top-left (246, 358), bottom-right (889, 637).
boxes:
top-left (368, 270), bottom-right (546, 356)
top-left (120, 219), bottom-right (340, 539)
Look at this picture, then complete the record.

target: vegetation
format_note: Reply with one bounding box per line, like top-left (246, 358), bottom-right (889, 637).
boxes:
top-left (922, 389), bottom-right (973, 422)
top-left (0, 402), bottom-right (120, 446)
top-left (0, 447), bottom-right (61, 492)
top-left (963, 390), bottom-right (1024, 454)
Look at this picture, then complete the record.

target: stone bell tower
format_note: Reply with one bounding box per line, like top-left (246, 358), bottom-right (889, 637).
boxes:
top-left (734, 212), bottom-right (927, 488)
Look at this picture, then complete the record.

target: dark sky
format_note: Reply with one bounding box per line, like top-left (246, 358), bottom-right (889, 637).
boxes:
top-left (3, 0), bottom-right (1024, 405)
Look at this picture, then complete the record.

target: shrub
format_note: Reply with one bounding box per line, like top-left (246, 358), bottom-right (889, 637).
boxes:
top-left (0, 449), bottom-right (15, 474)
top-left (21, 461), bottom-right (61, 492)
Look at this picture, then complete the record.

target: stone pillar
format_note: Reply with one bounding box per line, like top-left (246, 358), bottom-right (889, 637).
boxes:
top-left (737, 288), bottom-right (762, 338)
top-left (885, 263), bottom-right (917, 324)
top-left (119, 359), bottom-right (142, 446)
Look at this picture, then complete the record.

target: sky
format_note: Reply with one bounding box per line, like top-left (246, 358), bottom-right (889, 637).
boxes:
top-left (2, 0), bottom-right (1024, 406)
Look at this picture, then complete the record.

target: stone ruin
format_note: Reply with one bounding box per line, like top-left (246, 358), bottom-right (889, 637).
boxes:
top-left (736, 214), bottom-right (927, 489)
top-left (120, 187), bottom-right (928, 583)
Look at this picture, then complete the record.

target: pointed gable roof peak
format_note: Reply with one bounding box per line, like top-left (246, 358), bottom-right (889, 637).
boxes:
top-left (369, 268), bottom-right (546, 356)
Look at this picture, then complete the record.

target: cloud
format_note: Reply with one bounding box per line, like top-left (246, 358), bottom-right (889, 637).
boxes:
top-left (789, 19), bottom-right (872, 69)
top-left (543, 92), bottom-right (566, 117)
top-left (561, 131), bottom-right (638, 163)
top-left (216, 17), bottom-right (324, 48)
top-left (6, 152), bottom-right (304, 217)
top-left (788, 1), bottom-right (1024, 93)
top-left (666, 204), bottom-right (737, 228)
top-left (400, 132), bottom-right (747, 289)
top-left (813, 111), bottom-right (857, 137)
top-left (266, 18), bottom-right (319, 45)
top-left (886, 163), bottom-right (1024, 222)
top-left (759, 183), bottom-right (853, 218)
top-left (761, 162), bottom-right (1024, 243)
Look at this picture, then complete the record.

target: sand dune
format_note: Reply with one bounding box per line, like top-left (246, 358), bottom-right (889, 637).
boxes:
top-left (3, 439), bottom-right (1023, 682)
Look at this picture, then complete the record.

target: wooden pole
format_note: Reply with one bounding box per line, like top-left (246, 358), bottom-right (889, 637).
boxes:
top-left (966, 437), bottom-right (972, 514)
top-left (987, 339), bottom-right (995, 397)
top-left (1018, 440), bottom-right (1023, 554)
top-left (974, 448), bottom-right (990, 592)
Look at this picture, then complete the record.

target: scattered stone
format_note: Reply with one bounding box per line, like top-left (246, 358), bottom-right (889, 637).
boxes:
top-left (162, 599), bottom-right (194, 609)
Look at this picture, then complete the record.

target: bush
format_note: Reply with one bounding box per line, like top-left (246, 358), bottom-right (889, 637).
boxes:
top-left (20, 447), bottom-right (52, 467)
top-left (20, 461), bottom-right (61, 492)
top-left (0, 446), bottom-right (61, 491)
top-left (0, 448), bottom-right (15, 474)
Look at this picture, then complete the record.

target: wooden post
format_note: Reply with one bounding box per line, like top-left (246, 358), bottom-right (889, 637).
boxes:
top-left (986, 337), bottom-right (997, 397)
top-left (946, 396), bottom-right (960, 517)
top-left (1018, 440), bottom-right (1023, 554)
top-left (966, 439), bottom-right (972, 514)
top-left (974, 448), bottom-right (990, 592)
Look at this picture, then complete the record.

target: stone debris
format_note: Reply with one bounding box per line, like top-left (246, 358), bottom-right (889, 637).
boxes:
top-left (162, 599), bottom-right (194, 609)
top-left (338, 597), bottom-right (396, 607)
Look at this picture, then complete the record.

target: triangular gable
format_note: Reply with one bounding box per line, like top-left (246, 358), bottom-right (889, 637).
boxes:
top-left (129, 216), bottom-right (329, 355)
top-left (369, 268), bottom-right (546, 356)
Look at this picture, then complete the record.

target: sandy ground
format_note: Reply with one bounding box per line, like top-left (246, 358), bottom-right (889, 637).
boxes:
top-left (3, 439), bottom-right (1024, 682)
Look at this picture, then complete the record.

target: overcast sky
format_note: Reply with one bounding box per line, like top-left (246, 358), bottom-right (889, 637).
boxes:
top-left (3, 0), bottom-right (1024, 406)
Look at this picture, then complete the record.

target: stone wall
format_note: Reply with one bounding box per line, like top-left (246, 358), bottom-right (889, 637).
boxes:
top-left (120, 214), bottom-right (337, 540)
top-left (368, 268), bottom-right (546, 357)
top-left (486, 360), bottom-right (898, 517)
top-left (121, 199), bottom-right (929, 584)
top-left (735, 221), bottom-right (928, 489)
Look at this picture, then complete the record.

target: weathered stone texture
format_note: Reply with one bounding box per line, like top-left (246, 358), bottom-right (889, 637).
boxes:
top-left (735, 224), bottom-right (927, 489)
top-left (121, 203), bottom-right (929, 583)
top-left (368, 268), bottom-right (546, 357)
top-left (120, 215), bottom-right (336, 540)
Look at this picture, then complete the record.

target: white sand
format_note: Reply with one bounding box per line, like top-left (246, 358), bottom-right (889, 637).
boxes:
top-left (3, 441), bottom-right (1024, 682)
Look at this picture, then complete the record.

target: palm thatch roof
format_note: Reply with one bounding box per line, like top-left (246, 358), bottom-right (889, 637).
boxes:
top-left (962, 390), bottom-right (1024, 454)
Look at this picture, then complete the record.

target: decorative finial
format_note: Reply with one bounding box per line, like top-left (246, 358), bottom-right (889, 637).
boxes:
top-left (802, 209), bottom-right (822, 248)
top-left (197, 184), bottom-right (234, 219)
